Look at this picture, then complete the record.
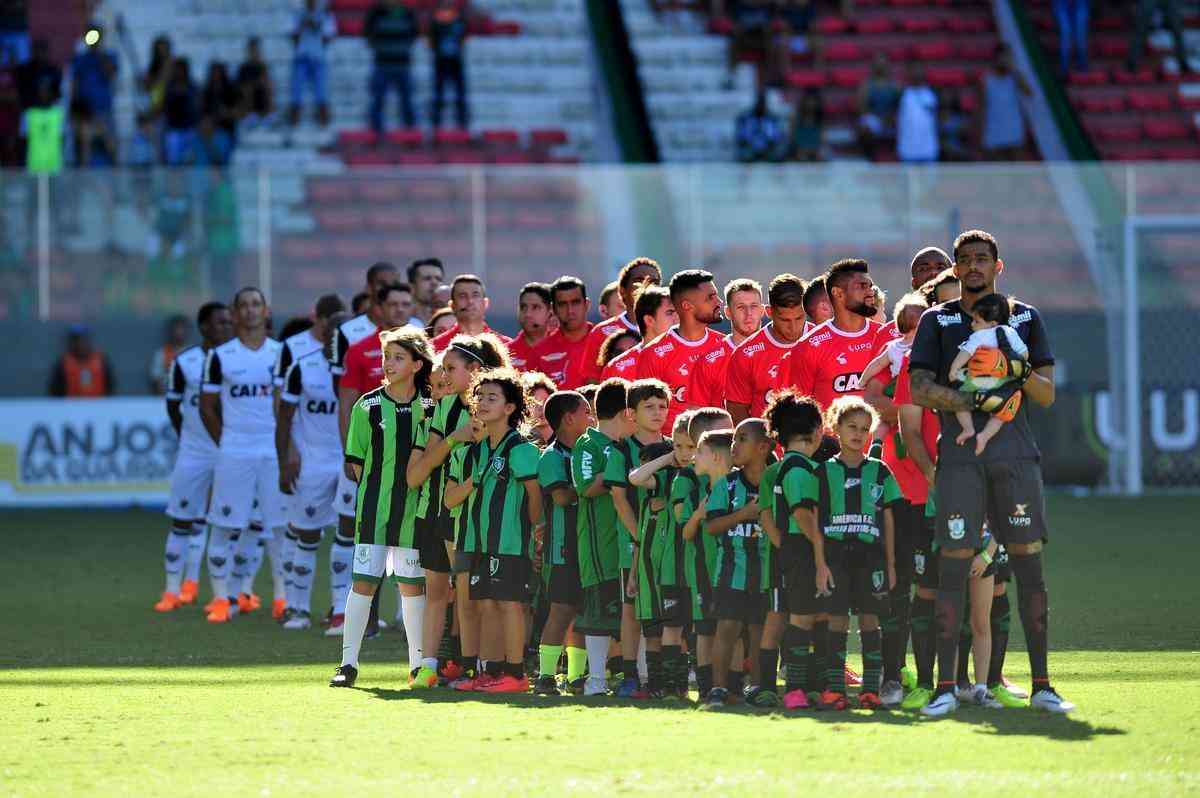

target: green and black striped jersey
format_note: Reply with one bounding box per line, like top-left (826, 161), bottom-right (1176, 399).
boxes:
top-left (706, 469), bottom-right (771, 592)
top-left (415, 394), bottom-right (470, 537)
top-left (767, 450), bottom-right (820, 537)
top-left (647, 464), bottom-right (681, 587)
top-left (604, 435), bottom-right (662, 569)
top-left (571, 427), bottom-right (620, 588)
top-left (462, 429), bottom-right (541, 557)
top-left (446, 444), bottom-right (475, 549)
top-left (538, 439), bottom-right (577, 569)
top-left (672, 467), bottom-right (711, 593)
top-left (344, 386), bottom-right (433, 547)
top-left (815, 456), bottom-right (903, 544)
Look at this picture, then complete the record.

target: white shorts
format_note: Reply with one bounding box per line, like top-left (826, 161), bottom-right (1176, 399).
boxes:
top-left (352, 543), bottom-right (424, 585)
top-left (165, 448), bottom-right (217, 522)
top-left (288, 462), bottom-right (339, 530)
top-left (206, 449), bottom-right (288, 530)
top-left (334, 468), bottom-right (358, 519)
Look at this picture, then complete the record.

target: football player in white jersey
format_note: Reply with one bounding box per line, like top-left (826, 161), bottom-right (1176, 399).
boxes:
top-left (154, 302), bottom-right (234, 612)
top-left (200, 287), bottom-right (289, 624)
top-left (275, 310), bottom-right (346, 630)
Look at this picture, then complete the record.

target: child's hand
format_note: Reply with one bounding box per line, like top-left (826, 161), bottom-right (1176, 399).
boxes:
top-left (970, 554), bottom-right (987, 577)
top-left (449, 423), bottom-right (476, 444)
top-left (815, 562), bottom-right (834, 597)
top-left (625, 570), bottom-right (638, 599)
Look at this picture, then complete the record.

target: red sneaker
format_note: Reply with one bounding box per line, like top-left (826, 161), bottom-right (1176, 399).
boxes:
top-left (473, 673), bottom-right (500, 691)
top-left (844, 666), bottom-right (862, 687)
top-left (858, 692), bottom-right (883, 710)
top-left (479, 674), bottom-right (529, 693)
top-left (440, 660), bottom-right (464, 681)
top-left (818, 690), bottom-right (848, 711)
top-left (179, 580), bottom-right (199, 605)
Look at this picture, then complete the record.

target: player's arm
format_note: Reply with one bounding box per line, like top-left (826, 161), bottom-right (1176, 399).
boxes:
top-left (1021, 364), bottom-right (1054, 408)
top-left (524, 477), bottom-right (544, 532)
top-left (759, 508), bottom-right (782, 548)
top-left (910, 367), bottom-right (971, 412)
top-left (704, 493), bottom-right (757, 536)
top-left (199, 350), bottom-right (223, 445)
top-left (629, 450), bottom-right (674, 488)
top-left (344, 399), bottom-right (371, 482)
top-left (682, 504), bottom-right (704, 541)
top-left (164, 359), bottom-right (185, 437)
top-left (443, 471), bottom-right (474, 509)
top-left (550, 486), bottom-right (576, 507)
top-left (863, 376), bottom-right (896, 427)
top-left (610, 485), bottom-right (640, 543)
top-left (408, 416), bottom-right (476, 488)
top-left (540, 452), bottom-right (578, 508)
top-left (948, 346), bottom-right (971, 378)
top-left (898, 404), bottom-right (935, 486)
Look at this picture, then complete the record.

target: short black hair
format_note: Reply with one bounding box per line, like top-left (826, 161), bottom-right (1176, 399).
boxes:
top-left (520, 282), bottom-right (552, 306)
top-left (633, 285), bottom-right (671, 338)
top-left (668, 269), bottom-right (715, 305)
top-left (544, 390), bottom-right (587, 431)
top-left (618, 257), bottom-right (662, 290)
top-left (764, 388), bottom-right (823, 447)
top-left (279, 316), bottom-right (314, 341)
top-left (825, 258), bottom-right (870, 296)
top-left (366, 261), bottom-right (399, 285)
top-left (953, 229), bottom-right (999, 262)
top-left (598, 329), bottom-right (640, 367)
top-left (802, 276), bottom-right (827, 317)
top-left (767, 273), bottom-right (806, 309)
top-left (197, 301), bottom-right (227, 327)
top-left (971, 293), bottom-right (1011, 326)
top-left (628, 378), bottom-right (670, 410)
top-left (233, 286), bottom-right (265, 308)
top-left (376, 281), bottom-right (413, 305)
top-left (687, 407), bottom-right (732, 443)
top-left (351, 291), bottom-right (370, 315)
top-left (918, 268), bottom-right (959, 306)
top-left (407, 257), bottom-right (444, 283)
top-left (594, 377), bottom-right (630, 420)
top-left (551, 275), bottom-right (588, 304)
top-left (451, 274), bottom-right (486, 296)
top-left (315, 293), bottom-right (346, 320)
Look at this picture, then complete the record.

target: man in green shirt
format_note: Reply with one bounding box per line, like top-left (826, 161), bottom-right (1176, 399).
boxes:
top-left (23, 82), bottom-right (62, 174)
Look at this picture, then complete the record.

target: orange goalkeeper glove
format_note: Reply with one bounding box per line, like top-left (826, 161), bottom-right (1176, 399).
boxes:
top-left (967, 347), bottom-right (1029, 381)
top-left (973, 381), bottom-right (1023, 421)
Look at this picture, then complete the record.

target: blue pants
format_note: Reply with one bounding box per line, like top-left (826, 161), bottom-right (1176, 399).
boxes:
top-left (290, 55), bottom-right (328, 107)
top-left (369, 63), bottom-right (415, 132)
top-left (432, 57), bottom-right (468, 129)
top-left (1052, 0), bottom-right (1090, 73)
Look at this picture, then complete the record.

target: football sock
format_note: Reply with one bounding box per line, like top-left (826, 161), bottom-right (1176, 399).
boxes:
top-left (783, 624), bottom-right (812, 693)
top-left (882, 579), bottom-right (910, 683)
top-left (246, 526), bottom-right (266, 589)
top-left (230, 530), bottom-right (258, 598)
top-left (163, 522), bottom-right (189, 593)
top-left (281, 529), bottom-right (298, 610)
top-left (661, 644), bottom-right (682, 692)
top-left (727, 669), bottom-right (742, 694)
top-left (860, 629), bottom-right (882, 693)
top-left (291, 536), bottom-right (319, 615)
top-left (539, 644), bottom-right (563, 678)
top-left (957, 623), bottom-right (973, 686)
top-left (585, 636), bottom-right (610, 682)
top-left (401, 593), bottom-right (425, 669)
top-left (827, 629), bottom-right (849, 693)
top-left (758, 647), bottom-right (779, 692)
top-left (646, 649), bottom-right (663, 691)
top-left (206, 526), bottom-right (237, 600)
top-left (184, 523), bottom-right (207, 583)
top-left (484, 660), bottom-right (503, 678)
top-left (910, 596), bottom-right (936, 688)
top-left (266, 528), bottom-right (287, 601)
top-left (934, 556), bottom-right (971, 695)
top-left (1010, 552), bottom-right (1050, 688)
top-left (506, 661), bottom-right (524, 679)
top-left (566, 646), bottom-right (587, 682)
top-left (696, 664), bottom-right (713, 698)
top-left (987, 592), bottom-right (1011, 688)
top-left (622, 658), bottom-right (638, 682)
top-left (341, 590), bottom-right (372, 667)
top-left (809, 620), bottom-right (829, 694)
top-left (329, 533), bottom-right (354, 615)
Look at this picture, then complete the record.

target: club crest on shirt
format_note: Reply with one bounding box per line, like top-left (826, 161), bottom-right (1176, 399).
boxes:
top-left (673, 385), bottom-right (686, 403)
top-left (872, 570), bottom-right (884, 592)
top-left (492, 455), bottom-right (505, 474)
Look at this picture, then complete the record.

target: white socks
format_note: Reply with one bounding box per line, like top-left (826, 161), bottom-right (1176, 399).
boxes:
top-left (207, 526), bottom-right (237, 599)
top-left (329, 534), bottom-right (353, 614)
top-left (164, 523), bottom-right (189, 593)
top-left (585, 635), bottom-right (610, 680)
top-left (291, 539), bottom-right (319, 615)
top-left (230, 529), bottom-right (259, 597)
top-left (401, 593), bottom-right (425, 669)
top-left (341, 590), bottom-right (373, 668)
top-left (184, 524), bottom-right (207, 583)
top-left (281, 529), bottom-right (298, 610)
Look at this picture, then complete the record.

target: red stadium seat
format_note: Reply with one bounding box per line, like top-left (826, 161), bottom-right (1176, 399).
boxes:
top-left (440, 149), bottom-right (486, 164)
top-left (946, 16), bottom-right (990, 34)
top-left (913, 41), bottom-right (953, 61)
top-left (1068, 70), bottom-right (1108, 86)
top-left (331, 0), bottom-right (372, 10)
top-left (345, 150), bottom-right (391, 167)
top-left (956, 41), bottom-right (996, 60)
top-left (1095, 36), bottom-right (1130, 59)
top-left (384, 128), bottom-right (424, 147)
top-left (434, 128), bottom-right (472, 147)
top-left (492, 151), bottom-right (534, 164)
top-left (1112, 67), bottom-right (1157, 85)
top-left (332, 239), bottom-right (377, 261)
top-left (814, 16), bottom-right (850, 34)
top-left (366, 208), bottom-right (407, 231)
top-left (337, 15), bottom-right (365, 36)
top-left (1088, 119), bottom-right (1142, 142)
top-left (1127, 90), bottom-right (1174, 112)
top-left (337, 129), bottom-right (376, 148)
top-left (1158, 143), bottom-right (1200, 159)
top-left (281, 238), bottom-right (331, 261)
top-left (1075, 92), bottom-right (1126, 113)
top-left (316, 209), bottom-right (361, 233)
top-left (1093, 14), bottom-right (1125, 30)
top-left (926, 66), bottom-right (969, 88)
top-left (491, 20), bottom-right (522, 35)
top-left (830, 67), bottom-right (869, 89)
top-left (530, 128), bottom-right (568, 146)
top-left (359, 182), bottom-right (406, 203)
top-left (1144, 117), bottom-right (1193, 140)
top-left (884, 43), bottom-right (911, 61)
top-left (308, 180), bottom-right (355, 204)
top-left (397, 151), bottom-right (438, 166)
top-left (708, 15), bottom-right (734, 34)
top-left (825, 41), bottom-right (865, 62)
top-left (482, 129), bottom-right (520, 146)
top-left (854, 17), bottom-right (893, 34)
top-left (902, 17), bottom-right (942, 33)
top-left (787, 69), bottom-right (827, 89)
top-left (959, 90), bottom-right (979, 113)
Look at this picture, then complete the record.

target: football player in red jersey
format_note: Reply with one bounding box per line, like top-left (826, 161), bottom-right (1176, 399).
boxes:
top-left (724, 274), bottom-right (808, 424)
top-left (601, 285), bottom-right (676, 381)
top-left (507, 282), bottom-right (552, 371)
top-left (688, 278), bottom-right (764, 412)
top-left (802, 276), bottom-right (833, 330)
top-left (578, 257), bottom-right (662, 385)
top-left (636, 269), bottom-right (725, 432)
top-left (430, 275), bottom-right (509, 352)
top-left (530, 276), bottom-right (594, 390)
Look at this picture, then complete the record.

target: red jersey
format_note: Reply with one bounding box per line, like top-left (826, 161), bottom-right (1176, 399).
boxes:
top-left (529, 324), bottom-right (593, 389)
top-left (577, 313), bottom-right (638, 385)
top-left (342, 331), bottom-right (385, 395)
top-left (724, 325), bottom-right (801, 418)
top-left (431, 323), bottom-right (511, 353)
top-left (507, 333), bottom-right (543, 371)
top-left (870, 319), bottom-right (901, 357)
top-left (787, 319), bottom-right (882, 409)
top-left (889, 353), bottom-right (939, 504)
top-left (636, 326), bottom-right (726, 432)
top-left (600, 343), bottom-right (641, 381)
top-left (687, 335), bottom-right (735, 411)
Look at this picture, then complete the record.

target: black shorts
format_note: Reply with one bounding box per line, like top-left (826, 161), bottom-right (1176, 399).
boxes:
top-left (994, 545), bottom-right (1012, 583)
top-left (620, 567), bottom-right (635, 606)
top-left (659, 586), bottom-right (689, 627)
top-left (781, 537), bottom-right (820, 616)
top-left (913, 518), bottom-right (938, 591)
top-left (575, 579), bottom-right (622, 637)
top-left (822, 539), bottom-right (889, 617)
top-left (891, 500), bottom-right (922, 588)
top-left (452, 549), bottom-right (474, 575)
top-left (545, 559), bottom-right (582, 607)
top-left (710, 586), bottom-right (768, 625)
top-left (935, 459), bottom-right (1047, 551)
top-left (468, 553), bottom-right (532, 603)
top-left (691, 584), bottom-right (716, 635)
top-left (418, 523), bottom-right (451, 574)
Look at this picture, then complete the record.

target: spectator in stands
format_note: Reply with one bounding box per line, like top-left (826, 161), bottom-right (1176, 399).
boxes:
top-left (938, 90), bottom-right (970, 162)
top-left (1129, 0), bottom-right (1192, 73)
top-left (979, 46), bottom-right (1031, 161)
top-left (141, 35), bottom-right (173, 116)
top-left (205, 169), bottom-right (240, 292)
top-left (721, 0), bottom-right (772, 81)
top-left (72, 101), bottom-right (117, 167)
top-left (430, 0), bottom-right (470, 130)
top-left (15, 39), bottom-right (60, 112)
top-left (190, 115), bottom-right (234, 167)
top-left (735, 90), bottom-right (786, 162)
top-left (48, 325), bottom-right (116, 398)
top-left (0, 70), bottom-right (20, 166)
top-left (788, 87), bottom-right (822, 161)
top-left (149, 314), bottom-right (189, 394)
top-left (236, 36), bottom-right (274, 128)
top-left (290, 0), bottom-right (336, 127)
top-left (127, 112), bottom-right (158, 167)
top-left (70, 24), bottom-right (118, 133)
top-left (22, 79), bottom-right (63, 174)
top-left (162, 58), bottom-right (198, 165)
top-left (151, 171), bottom-right (192, 260)
top-left (896, 63), bottom-right (938, 163)
top-left (766, 0), bottom-right (814, 88)
top-left (0, 3), bottom-right (29, 66)
top-left (202, 61), bottom-right (240, 140)
top-left (365, 0), bottom-right (419, 132)
top-left (427, 305), bottom-right (456, 338)
top-left (1052, 0), bottom-right (1090, 75)
top-left (857, 54), bottom-right (900, 161)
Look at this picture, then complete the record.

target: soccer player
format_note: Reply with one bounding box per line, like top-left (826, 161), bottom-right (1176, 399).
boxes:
top-left (571, 378), bottom-right (635, 696)
top-left (802, 276), bottom-right (832, 327)
top-left (200, 287), bottom-right (287, 624)
top-left (533, 390), bottom-right (594, 695)
top-left (637, 269), bottom-right (725, 432)
top-left (577, 257), bottom-right (662, 385)
top-left (155, 301), bottom-right (234, 612)
top-left (507, 282), bottom-right (552, 370)
top-left (426, 307), bottom-right (456, 339)
top-left (600, 285), bottom-right (675, 381)
top-left (530, 276), bottom-right (594, 389)
top-left (407, 257), bottom-right (445, 324)
top-left (273, 294), bottom-right (346, 390)
top-left (909, 229), bottom-right (1073, 715)
top-left (688, 278), bottom-right (765, 412)
top-left (408, 334), bottom-right (510, 689)
top-left (275, 308), bottom-right (344, 629)
top-left (342, 283), bottom-right (423, 407)
top-left (725, 274), bottom-right (808, 425)
top-left (607, 379), bottom-right (670, 697)
top-left (597, 329), bottom-right (640, 374)
top-left (599, 280), bottom-right (624, 320)
top-left (330, 329), bottom-right (436, 688)
top-left (447, 369), bottom-right (544, 693)
top-left (811, 397), bottom-right (901, 710)
top-left (430, 274), bottom-right (509, 352)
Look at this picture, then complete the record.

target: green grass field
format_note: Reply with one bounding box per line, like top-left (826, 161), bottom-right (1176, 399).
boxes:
top-left (2, 495), bottom-right (1199, 797)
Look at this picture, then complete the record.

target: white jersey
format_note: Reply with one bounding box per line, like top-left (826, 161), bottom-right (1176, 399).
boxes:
top-left (330, 313), bottom-right (377, 377)
top-left (273, 328), bottom-right (322, 387)
top-left (166, 345), bottom-right (217, 457)
top-left (202, 336), bottom-right (282, 451)
top-left (960, 325), bottom-right (1028, 358)
top-left (280, 350), bottom-right (341, 465)
top-left (884, 337), bottom-right (911, 378)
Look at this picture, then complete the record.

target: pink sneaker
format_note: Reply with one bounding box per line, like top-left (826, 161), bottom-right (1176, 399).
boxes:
top-left (783, 689), bottom-right (810, 709)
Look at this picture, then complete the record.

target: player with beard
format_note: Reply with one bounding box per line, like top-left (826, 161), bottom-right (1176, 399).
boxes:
top-left (909, 229), bottom-right (1073, 716)
top-left (637, 269), bottom-right (726, 433)
top-left (688, 279), bottom-right (765, 413)
top-left (724, 274), bottom-right (808, 425)
top-left (431, 274), bottom-right (510, 352)
top-left (601, 285), bottom-right (677, 381)
top-left (530, 276), bottom-right (594, 389)
top-left (407, 257), bottom-right (445, 324)
top-left (578, 257), bottom-right (662, 385)
top-left (507, 282), bottom-right (552, 370)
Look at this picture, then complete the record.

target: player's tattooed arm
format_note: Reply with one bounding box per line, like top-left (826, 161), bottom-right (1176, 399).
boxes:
top-left (910, 368), bottom-right (971, 412)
